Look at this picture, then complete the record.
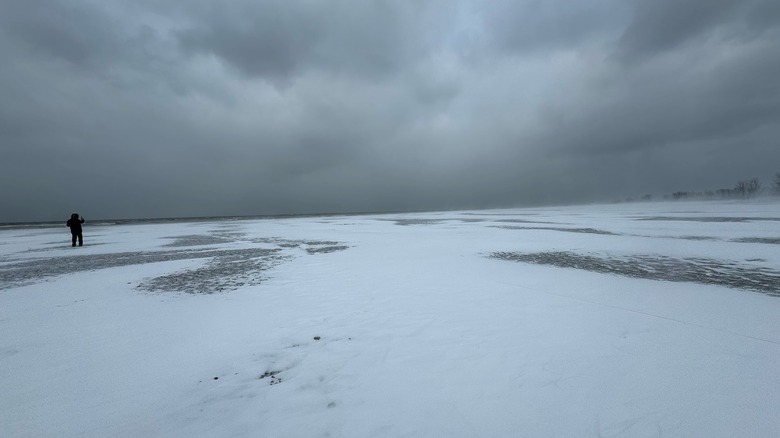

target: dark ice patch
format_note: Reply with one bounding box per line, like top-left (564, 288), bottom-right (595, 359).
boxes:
top-left (302, 240), bottom-right (341, 246)
top-left (732, 237), bottom-right (780, 245)
top-left (495, 226), bottom-right (618, 236)
top-left (252, 237), bottom-right (342, 249)
top-left (0, 248), bottom-right (281, 291)
top-left (163, 234), bottom-right (234, 247)
top-left (637, 216), bottom-right (780, 223)
top-left (495, 219), bottom-right (559, 225)
top-left (463, 212), bottom-right (541, 217)
top-left (137, 249), bottom-right (286, 294)
top-left (1, 236), bottom-right (349, 292)
top-left (672, 235), bottom-right (720, 241)
top-left (492, 251), bottom-right (780, 296)
top-left (385, 219), bottom-right (444, 226)
top-left (306, 245), bottom-right (349, 255)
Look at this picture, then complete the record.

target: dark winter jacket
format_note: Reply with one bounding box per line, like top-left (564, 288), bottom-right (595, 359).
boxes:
top-left (66, 215), bottom-right (85, 233)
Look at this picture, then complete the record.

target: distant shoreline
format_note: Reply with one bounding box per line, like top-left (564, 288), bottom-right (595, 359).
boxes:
top-left (0, 210), bottom-right (396, 230)
top-left (3, 197), bottom-right (778, 230)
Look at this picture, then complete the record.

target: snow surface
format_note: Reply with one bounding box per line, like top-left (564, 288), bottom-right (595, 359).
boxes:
top-left (1, 200), bottom-right (779, 437)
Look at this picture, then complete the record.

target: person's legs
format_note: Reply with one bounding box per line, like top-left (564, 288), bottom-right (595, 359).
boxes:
top-left (77, 232), bottom-right (83, 246)
top-left (72, 233), bottom-right (77, 247)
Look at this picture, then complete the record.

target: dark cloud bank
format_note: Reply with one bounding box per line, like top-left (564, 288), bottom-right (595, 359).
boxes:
top-left (1, 0), bottom-right (779, 222)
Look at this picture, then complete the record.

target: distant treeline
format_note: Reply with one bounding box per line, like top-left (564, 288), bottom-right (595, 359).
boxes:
top-left (621, 173), bottom-right (780, 203)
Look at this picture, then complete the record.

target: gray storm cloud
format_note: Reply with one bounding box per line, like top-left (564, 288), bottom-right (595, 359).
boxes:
top-left (1, 0), bottom-right (779, 222)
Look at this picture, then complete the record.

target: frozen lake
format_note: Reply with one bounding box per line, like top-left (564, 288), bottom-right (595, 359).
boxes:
top-left (1, 200), bottom-right (779, 437)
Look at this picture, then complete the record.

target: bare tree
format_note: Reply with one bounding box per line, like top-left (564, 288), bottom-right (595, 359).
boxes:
top-left (733, 181), bottom-right (747, 198)
top-left (666, 176), bottom-right (773, 200)
top-left (774, 173), bottom-right (780, 195)
top-left (733, 178), bottom-right (761, 198)
top-left (746, 178), bottom-right (761, 197)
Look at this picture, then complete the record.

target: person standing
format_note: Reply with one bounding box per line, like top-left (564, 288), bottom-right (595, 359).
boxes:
top-left (66, 213), bottom-right (86, 247)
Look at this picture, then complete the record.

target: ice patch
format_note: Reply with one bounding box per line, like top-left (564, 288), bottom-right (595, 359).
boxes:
top-left (492, 251), bottom-right (780, 296)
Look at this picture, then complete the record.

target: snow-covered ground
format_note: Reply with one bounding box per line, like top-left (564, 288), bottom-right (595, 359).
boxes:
top-left (1, 200), bottom-right (779, 437)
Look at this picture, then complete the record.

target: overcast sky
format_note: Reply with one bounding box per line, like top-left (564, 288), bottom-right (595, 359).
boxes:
top-left (2, 0), bottom-right (779, 222)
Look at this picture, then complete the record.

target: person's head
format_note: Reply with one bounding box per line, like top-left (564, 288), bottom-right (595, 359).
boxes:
top-left (71, 213), bottom-right (79, 219)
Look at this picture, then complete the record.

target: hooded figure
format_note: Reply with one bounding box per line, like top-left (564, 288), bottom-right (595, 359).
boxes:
top-left (66, 213), bottom-right (85, 247)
